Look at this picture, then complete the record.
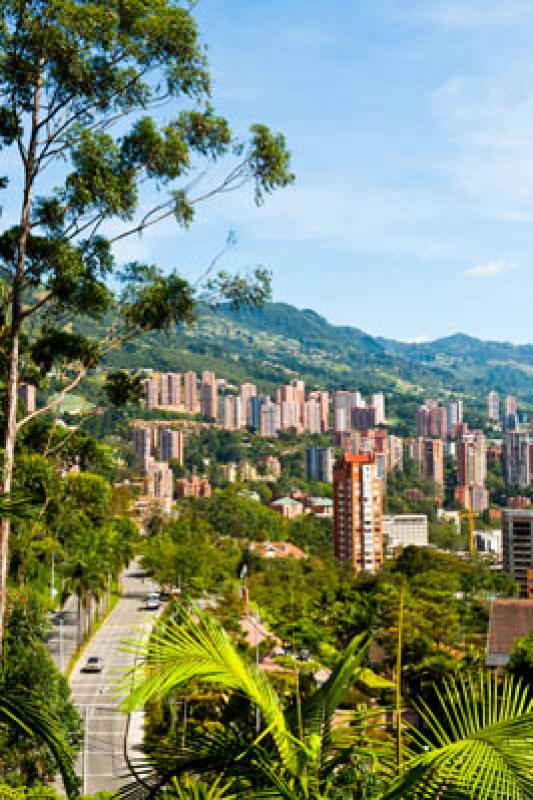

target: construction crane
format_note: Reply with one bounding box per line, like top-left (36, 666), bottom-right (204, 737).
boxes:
top-left (459, 509), bottom-right (475, 556)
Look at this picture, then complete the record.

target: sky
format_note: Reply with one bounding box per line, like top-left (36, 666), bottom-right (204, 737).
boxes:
top-left (16, 0), bottom-right (533, 343)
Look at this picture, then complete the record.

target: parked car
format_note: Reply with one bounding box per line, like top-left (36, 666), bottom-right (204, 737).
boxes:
top-left (83, 656), bottom-right (104, 673)
top-left (145, 592), bottom-right (160, 611)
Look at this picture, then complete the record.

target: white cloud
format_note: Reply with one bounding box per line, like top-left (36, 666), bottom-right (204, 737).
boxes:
top-left (196, 179), bottom-right (453, 261)
top-left (465, 259), bottom-right (516, 278)
top-left (431, 64), bottom-right (533, 221)
top-left (411, 0), bottom-right (531, 29)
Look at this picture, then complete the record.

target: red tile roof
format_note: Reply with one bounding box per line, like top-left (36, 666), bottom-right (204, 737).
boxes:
top-left (341, 453), bottom-right (374, 464)
top-left (487, 599), bottom-right (533, 665)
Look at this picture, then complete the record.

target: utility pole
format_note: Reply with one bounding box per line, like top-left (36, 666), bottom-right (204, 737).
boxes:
top-left (396, 580), bottom-right (405, 772)
top-left (83, 704), bottom-right (90, 795)
top-left (59, 616), bottom-right (64, 673)
top-left (255, 615), bottom-right (261, 734)
top-left (50, 551), bottom-right (55, 603)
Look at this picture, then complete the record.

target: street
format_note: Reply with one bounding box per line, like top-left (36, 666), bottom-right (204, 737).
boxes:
top-left (68, 562), bottom-right (159, 795)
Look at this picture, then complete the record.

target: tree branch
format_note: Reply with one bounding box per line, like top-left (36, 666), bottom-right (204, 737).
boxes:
top-left (16, 368), bottom-right (88, 431)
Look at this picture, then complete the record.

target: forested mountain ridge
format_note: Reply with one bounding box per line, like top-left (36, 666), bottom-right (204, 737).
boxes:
top-left (98, 302), bottom-right (445, 396)
top-left (94, 302), bottom-right (533, 401)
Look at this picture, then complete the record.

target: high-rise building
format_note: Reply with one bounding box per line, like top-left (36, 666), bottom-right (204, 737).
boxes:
top-left (144, 458), bottom-right (173, 511)
top-left (503, 510), bottom-right (533, 597)
top-left (240, 383), bottom-right (257, 427)
top-left (183, 371), bottom-right (198, 414)
top-left (333, 391), bottom-right (352, 433)
top-left (279, 400), bottom-right (301, 431)
top-left (305, 446), bottom-right (334, 483)
top-left (505, 395), bottom-right (517, 417)
top-left (487, 391), bottom-right (500, 421)
top-left (304, 399), bottom-right (322, 434)
top-left (370, 393), bottom-right (385, 424)
top-left (259, 398), bottom-right (278, 437)
top-left (248, 396), bottom-right (262, 431)
top-left (159, 372), bottom-right (181, 407)
top-left (276, 380), bottom-right (305, 428)
top-left (159, 428), bottom-right (184, 464)
top-left (333, 453), bottom-right (383, 573)
top-left (291, 379), bottom-right (306, 424)
top-left (143, 375), bottom-right (159, 409)
top-left (18, 382), bottom-right (36, 414)
top-left (503, 431), bottom-right (532, 487)
top-left (387, 435), bottom-right (404, 472)
top-left (308, 390), bottom-right (330, 432)
top-left (417, 437), bottom-right (444, 492)
top-left (220, 395), bottom-right (242, 430)
top-left (454, 430), bottom-right (488, 512)
top-left (352, 406), bottom-right (377, 430)
top-left (200, 371), bottom-right (218, 420)
top-left (133, 425), bottom-right (154, 462)
top-left (319, 391), bottom-right (330, 431)
top-left (445, 399), bottom-right (463, 434)
top-left (416, 403), bottom-right (447, 439)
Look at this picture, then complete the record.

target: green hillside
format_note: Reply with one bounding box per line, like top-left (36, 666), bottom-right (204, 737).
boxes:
top-left (99, 303), bottom-right (444, 397)
top-left (379, 332), bottom-right (533, 402)
top-left (80, 302), bottom-right (533, 407)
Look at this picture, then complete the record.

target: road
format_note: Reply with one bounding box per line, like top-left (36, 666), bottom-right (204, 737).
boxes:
top-left (68, 562), bottom-right (159, 795)
top-left (46, 594), bottom-right (79, 673)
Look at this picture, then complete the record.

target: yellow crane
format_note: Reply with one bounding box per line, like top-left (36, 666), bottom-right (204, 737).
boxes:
top-left (459, 509), bottom-right (475, 556)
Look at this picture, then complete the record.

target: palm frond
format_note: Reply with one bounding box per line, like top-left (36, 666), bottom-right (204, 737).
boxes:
top-left (168, 775), bottom-right (237, 800)
top-left (0, 494), bottom-right (35, 521)
top-left (121, 605), bottom-right (302, 775)
top-left (118, 725), bottom-right (258, 800)
top-left (383, 672), bottom-right (533, 800)
top-left (0, 688), bottom-right (79, 798)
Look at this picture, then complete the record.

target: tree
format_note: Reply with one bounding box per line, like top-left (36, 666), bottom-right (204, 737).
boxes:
top-left (60, 513), bottom-right (108, 643)
top-left (508, 633), bottom-right (533, 688)
top-left (0, 0), bottom-right (293, 648)
top-left (0, 594), bottom-right (79, 796)
top-left (121, 610), bottom-right (533, 800)
top-left (122, 606), bottom-right (391, 800)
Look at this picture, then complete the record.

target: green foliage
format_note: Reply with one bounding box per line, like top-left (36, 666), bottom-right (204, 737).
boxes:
top-left (508, 633), bottom-right (533, 688)
top-left (384, 672), bottom-right (533, 800)
top-left (121, 606), bottom-right (386, 800)
top-left (0, 597), bottom-right (80, 796)
top-left (104, 370), bottom-right (145, 407)
top-left (62, 472), bottom-right (111, 523)
top-left (141, 511), bottom-right (240, 595)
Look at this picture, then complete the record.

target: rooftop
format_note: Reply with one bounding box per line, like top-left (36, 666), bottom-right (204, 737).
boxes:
top-left (271, 496), bottom-right (304, 507)
top-left (486, 599), bottom-right (533, 667)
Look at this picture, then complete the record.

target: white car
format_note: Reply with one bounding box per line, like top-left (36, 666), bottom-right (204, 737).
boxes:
top-left (83, 656), bottom-right (104, 673)
top-left (145, 593), bottom-right (160, 611)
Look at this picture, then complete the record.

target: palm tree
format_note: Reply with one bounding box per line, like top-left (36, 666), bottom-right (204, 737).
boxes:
top-left (384, 671), bottom-right (533, 799)
top-left (0, 493), bottom-right (77, 796)
top-left (62, 534), bottom-right (108, 645)
top-left (120, 607), bottom-right (533, 800)
top-left (120, 605), bottom-right (394, 800)
top-left (0, 685), bottom-right (78, 798)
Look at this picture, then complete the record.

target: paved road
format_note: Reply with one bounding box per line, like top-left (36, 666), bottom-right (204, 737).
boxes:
top-left (46, 595), bottom-right (79, 672)
top-left (68, 562), bottom-right (159, 795)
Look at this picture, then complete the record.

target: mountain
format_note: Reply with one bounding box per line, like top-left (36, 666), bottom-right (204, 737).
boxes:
top-left (379, 332), bottom-right (533, 400)
top-left (96, 302), bottom-right (533, 403)
top-left (101, 302), bottom-right (445, 398)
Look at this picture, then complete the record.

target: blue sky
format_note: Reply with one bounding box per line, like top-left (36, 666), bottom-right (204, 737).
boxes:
top-left (27, 1), bottom-right (533, 343)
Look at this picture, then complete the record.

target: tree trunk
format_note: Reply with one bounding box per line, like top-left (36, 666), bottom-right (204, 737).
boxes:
top-left (77, 593), bottom-right (83, 648)
top-left (0, 65), bottom-right (42, 652)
